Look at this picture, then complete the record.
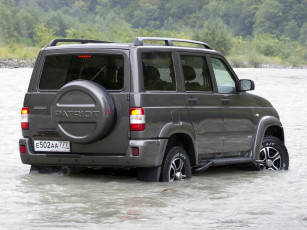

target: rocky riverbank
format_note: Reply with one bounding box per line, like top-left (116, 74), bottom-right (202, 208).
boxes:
top-left (1, 58), bottom-right (306, 69)
top-left (0, 59), bottom-right (36, 68)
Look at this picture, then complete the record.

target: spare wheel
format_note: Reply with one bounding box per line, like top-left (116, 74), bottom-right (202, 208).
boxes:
top-left (51, 80), bottom-right (115, 144)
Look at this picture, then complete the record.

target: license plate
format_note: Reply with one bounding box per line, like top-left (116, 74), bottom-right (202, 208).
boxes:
top-left (34, 140), bottom-right (70, 152)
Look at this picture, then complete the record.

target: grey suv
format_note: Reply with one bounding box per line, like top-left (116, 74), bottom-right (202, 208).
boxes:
top-left (19, 37), bottom-right (289, 182)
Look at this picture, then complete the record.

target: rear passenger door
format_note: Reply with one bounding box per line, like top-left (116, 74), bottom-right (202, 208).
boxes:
top-left (180, 53), bottom-right (224, 157)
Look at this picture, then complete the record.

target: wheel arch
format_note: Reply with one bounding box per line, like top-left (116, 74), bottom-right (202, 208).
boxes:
top-left (163, 132), bottom-right (197, 167)
top-left (264, 125), bottom-right (284, 143)
top-left (252, 116), bottom-right (284, 160)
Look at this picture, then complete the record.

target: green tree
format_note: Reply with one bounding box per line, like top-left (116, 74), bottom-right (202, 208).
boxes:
top-left (0, 0), bottom-right (18, 42)
top-left (34, 24), bottom-right (56, 47)
top-left (131, 3), bottom-right (160, 28)
top-left (222, 0), bottom-right (256, 37)
top-left (253, 0), bottom-right (284, 35)
top-left (44, 11), bottom-right (72, 37)
top-left (193, 19), bottom-right (232, 55)
top-left (65, 28), bottom-right (86, 39)
top-left (252, 33), bottom-right (280, 56)
top-left (72, 1), bottom-right (90, 13)
top-left (103, 14), bottom-right (135, 42)
top-left (291, 0), bottom-right (307, 28)
top-left (16, 9), bottom-right (38, 41)
top-left (299, 23), bottom-right (307, 46)
top-left (284, 20), bottom-right (300, 40)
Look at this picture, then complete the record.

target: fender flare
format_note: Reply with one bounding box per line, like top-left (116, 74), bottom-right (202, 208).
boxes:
top-left (155, 121), bottom-right (197, 166)
top-left (252, 116), bottom-right (283, 160)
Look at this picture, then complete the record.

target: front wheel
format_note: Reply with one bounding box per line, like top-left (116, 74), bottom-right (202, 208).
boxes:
top-left (161, 146), bottom-right (191, 182)
top-left (257, 136), bottom-right (289, 170)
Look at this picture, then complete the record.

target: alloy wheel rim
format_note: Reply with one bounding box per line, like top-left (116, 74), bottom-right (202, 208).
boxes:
top-left (169, 157), bottom-right (186, 181)
top-left (257, 146), bottom-right (282, 170)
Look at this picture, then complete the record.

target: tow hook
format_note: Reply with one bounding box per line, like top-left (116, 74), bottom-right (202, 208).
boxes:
top-left (60, 166), bottom-right (71, 175)
top-left (193, 161), bottom-right (213, 173)
top-left (60, 166), bottom-right (85, 175)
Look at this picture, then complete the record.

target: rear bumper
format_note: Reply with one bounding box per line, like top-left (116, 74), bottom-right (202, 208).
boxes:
top-left (19, 138), bottom-right (167, 167)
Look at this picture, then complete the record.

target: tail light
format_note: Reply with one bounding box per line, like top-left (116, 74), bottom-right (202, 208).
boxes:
top-left (130, 108), bottom-right (145, 131)
top-left (21, 107), bottom-right (29, 130)
top-left (20, 145), bottom-right (26, 153)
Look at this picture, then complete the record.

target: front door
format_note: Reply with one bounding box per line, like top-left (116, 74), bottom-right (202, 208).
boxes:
top-left (209, 56), bottom-right (255, 155)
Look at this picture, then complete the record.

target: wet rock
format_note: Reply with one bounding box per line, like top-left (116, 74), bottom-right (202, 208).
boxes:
top-left (161, 188), bottom-right (189, 196)
top-left (161, 188), bottom-right (181, 193)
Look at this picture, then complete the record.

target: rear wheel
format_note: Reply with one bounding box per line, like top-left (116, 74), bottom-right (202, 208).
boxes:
top-left (257, 136), bottom-right (289, 170)
top-left (161, 146), bottom-right (191, 182)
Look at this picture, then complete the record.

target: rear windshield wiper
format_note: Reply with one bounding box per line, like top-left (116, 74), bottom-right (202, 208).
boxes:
top-left (91, 66), bottom-right (107, 81)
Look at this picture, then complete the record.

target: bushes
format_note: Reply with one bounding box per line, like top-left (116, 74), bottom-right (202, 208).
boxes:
top-left (34, 25), bottom-right (56, 47)
top-left (0, 44), bottom-right (39, 60)
top-left (193, 19), bottom-right (232, 56)
top-left (252, 33), bottom-right (280, 57)
top-left (229, 34), bottom-right (307, 67)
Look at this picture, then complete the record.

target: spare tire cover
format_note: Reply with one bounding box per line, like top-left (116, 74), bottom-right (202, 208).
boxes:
top-left (51, 80), bottom-right (115, 144)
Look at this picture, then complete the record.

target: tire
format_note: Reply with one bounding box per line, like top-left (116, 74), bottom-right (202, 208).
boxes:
top-left (51, 80), bottom-right (115, 144)
top-left (161, 146), bottom-right (192, 182)
top-left (257, 136), bottom-right (289, 170)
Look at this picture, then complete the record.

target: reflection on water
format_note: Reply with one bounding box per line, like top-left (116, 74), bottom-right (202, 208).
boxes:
top-left (0, 68), bottom-right (307, 229)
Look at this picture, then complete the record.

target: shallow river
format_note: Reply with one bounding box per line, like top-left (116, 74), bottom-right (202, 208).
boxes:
top-left (0, 68), bottom-right (307, 229)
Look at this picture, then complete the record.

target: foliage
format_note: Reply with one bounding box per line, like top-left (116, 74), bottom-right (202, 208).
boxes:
top-left (0, 0), bottom-right (306, 67)
top-left (299, 23), bottom-right (307, 46)
top-left (0, 44), bottom-right (40, 60)
top-left (253, 0), bottom-right (284, 35)
top-left (252, 33), bottom-right (280, 57)
top-left (193, 19), bottom-right (232, 55)
top-left (34, 25), bottom-right (56, 47)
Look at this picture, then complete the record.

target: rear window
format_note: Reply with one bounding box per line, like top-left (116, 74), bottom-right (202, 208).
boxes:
top-left (39, 54), bottom-right (124, 90)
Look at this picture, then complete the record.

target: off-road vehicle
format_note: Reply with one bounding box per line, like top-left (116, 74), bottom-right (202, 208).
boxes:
top-left (19, 37), bottom-right (289, 182)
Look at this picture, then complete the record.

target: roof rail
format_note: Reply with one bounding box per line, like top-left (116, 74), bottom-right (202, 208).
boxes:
top-left (134, 37), bottom-right (212, 49)
top-left (47, 39), bottom-right (112, 47)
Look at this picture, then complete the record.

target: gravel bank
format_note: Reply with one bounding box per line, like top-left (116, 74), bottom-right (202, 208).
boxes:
top-left (0, 59), bottom-right (35, 68)
top-left (1, 58), bottom-right (306, 69)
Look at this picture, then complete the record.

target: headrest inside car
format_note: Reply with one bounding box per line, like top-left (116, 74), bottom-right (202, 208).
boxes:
top-left (144, 66), bottom-right (160, 81)
top-left (183, 65), bottom-right (196, 81)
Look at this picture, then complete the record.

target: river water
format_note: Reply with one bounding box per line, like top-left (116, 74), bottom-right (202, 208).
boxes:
top-left (0, 68), bottom-right (306, 229)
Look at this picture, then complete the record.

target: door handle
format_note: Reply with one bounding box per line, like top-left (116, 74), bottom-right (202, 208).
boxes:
top-left (188, 97), bottom-right (199, 103)
top-left (221, 98), bottom-right (230, 104)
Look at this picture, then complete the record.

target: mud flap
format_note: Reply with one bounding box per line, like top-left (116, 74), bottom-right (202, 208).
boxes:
top-left (30, 165), bottom-right (61, 174)
top-left (137, 167), bottom-right (161, 182)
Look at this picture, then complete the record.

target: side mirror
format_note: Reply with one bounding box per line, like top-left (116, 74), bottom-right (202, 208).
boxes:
top-left (238, 79), bottom-right (255, 92)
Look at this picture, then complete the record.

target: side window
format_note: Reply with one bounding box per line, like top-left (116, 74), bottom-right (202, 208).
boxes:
top-left (180, 55), bottom-right (213, 92)
top-left (210, 58), bottom-right (236, 93)
top-left (141, 52), bottom-right (176, 91)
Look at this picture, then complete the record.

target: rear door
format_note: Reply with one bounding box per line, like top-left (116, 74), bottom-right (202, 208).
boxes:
top-left (179, 52), bottom-right (224, 157)
top-left (28, 48), bottom-right (130, 154)
top-left (208, 56), bottom-right (255, 155)
top-left (130, 49), bottom-right (189, 140)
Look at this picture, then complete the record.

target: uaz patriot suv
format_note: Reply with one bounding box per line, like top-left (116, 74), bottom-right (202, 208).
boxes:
top-left (19, 37), bottom-right (289, 182)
